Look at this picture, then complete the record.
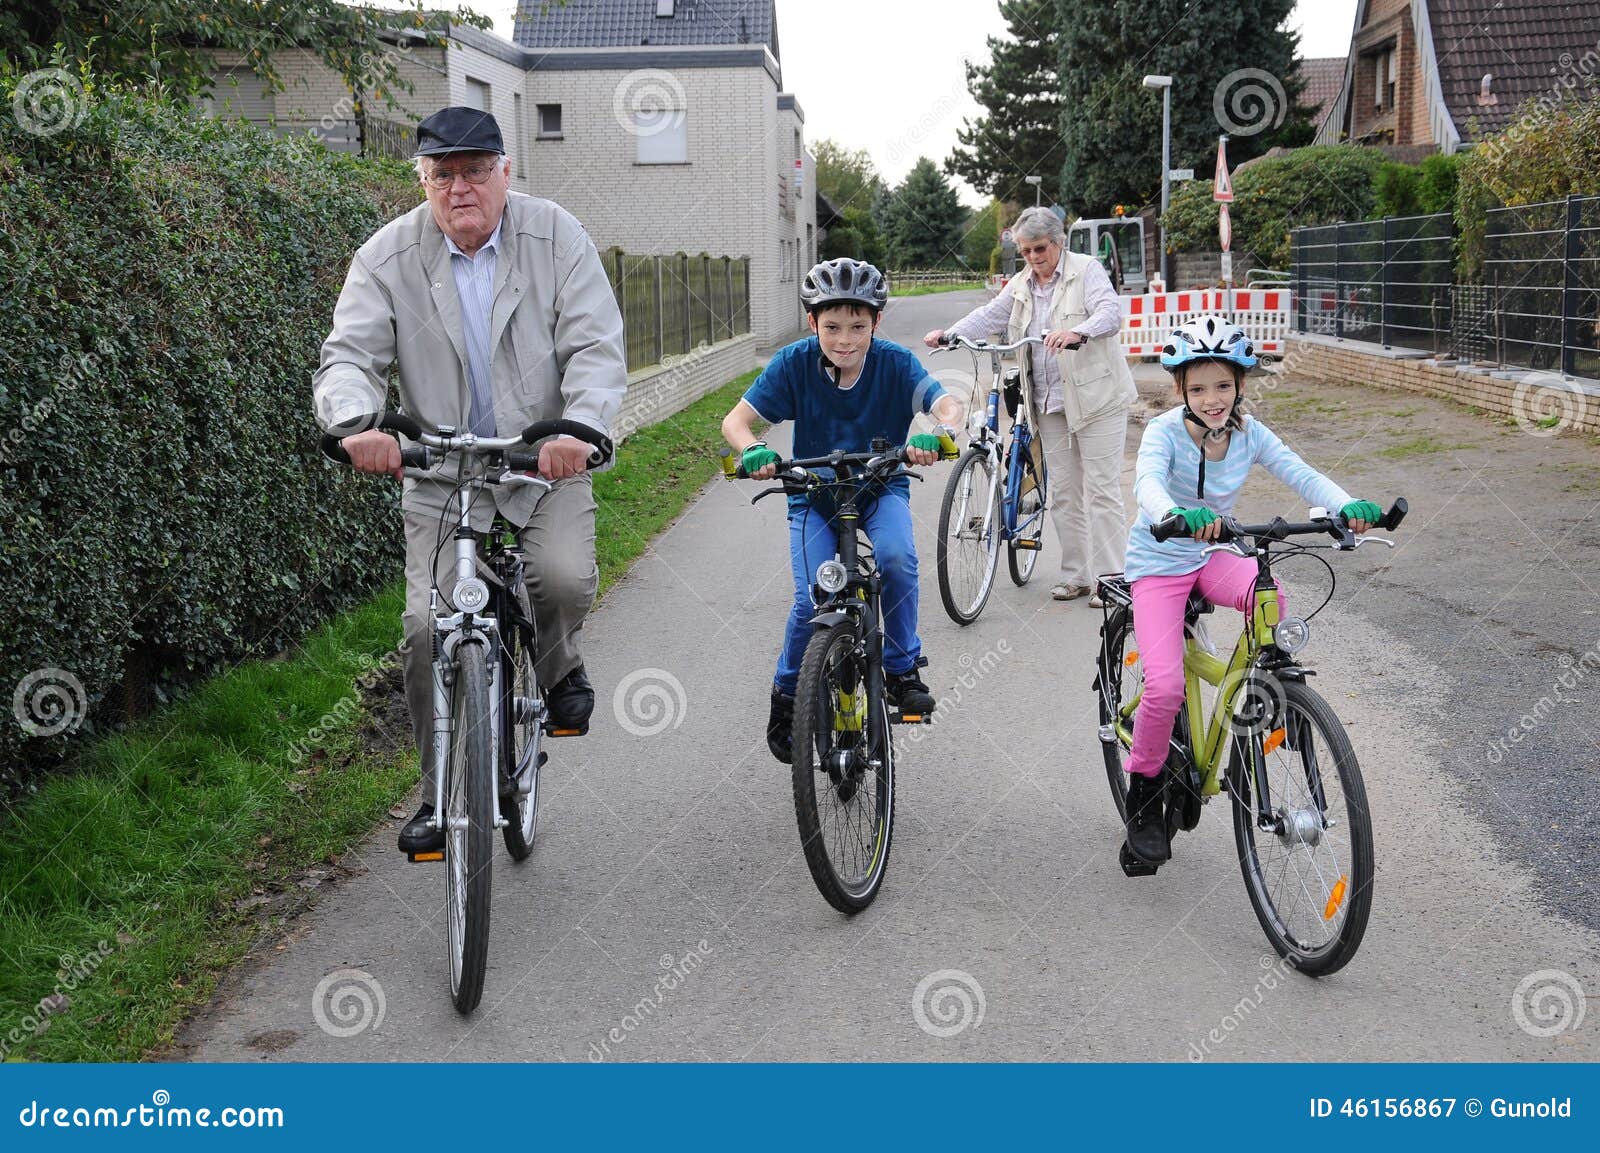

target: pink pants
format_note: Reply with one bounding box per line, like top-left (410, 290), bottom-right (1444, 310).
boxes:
top-left (1124, 552), bottom-right (1284, 778)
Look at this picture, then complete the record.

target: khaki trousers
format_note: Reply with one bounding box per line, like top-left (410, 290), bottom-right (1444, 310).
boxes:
top-left (1035, 405), bottom-right (1129, 588)
top-left (401, 474), bottom-right (598, 793)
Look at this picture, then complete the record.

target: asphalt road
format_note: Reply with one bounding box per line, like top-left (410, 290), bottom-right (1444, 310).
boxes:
top-left (180, 290), bottom-right (1600, 1062)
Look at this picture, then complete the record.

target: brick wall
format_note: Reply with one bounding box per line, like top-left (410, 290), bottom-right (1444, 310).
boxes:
top-left (1286, 334), bottom-right (1600, 436)
top-left (613, 333), bottom-right (761, 442)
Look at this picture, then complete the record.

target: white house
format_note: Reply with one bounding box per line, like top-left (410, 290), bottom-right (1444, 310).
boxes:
top-left (206, 0), bottom-right (816, 350)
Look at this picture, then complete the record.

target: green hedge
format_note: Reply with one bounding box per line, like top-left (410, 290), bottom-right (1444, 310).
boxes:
top-left (0, 80), bottom-right (421, 794)
top-left (1163, 145), bottom-right (1389, 270)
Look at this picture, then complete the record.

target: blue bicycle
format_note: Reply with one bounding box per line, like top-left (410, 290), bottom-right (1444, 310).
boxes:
top-left (933, 333), bottom-right (1050, 624)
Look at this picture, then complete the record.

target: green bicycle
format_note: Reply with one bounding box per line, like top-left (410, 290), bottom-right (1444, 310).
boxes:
top-left (1094, 499), bottom-right (1407, 975)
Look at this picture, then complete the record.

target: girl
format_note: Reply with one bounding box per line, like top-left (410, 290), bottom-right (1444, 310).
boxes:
top-left (1119, 316), bottom-right (1383, 866)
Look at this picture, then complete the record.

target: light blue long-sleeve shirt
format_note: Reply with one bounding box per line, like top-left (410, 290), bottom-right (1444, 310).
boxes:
top-left (444, 220), bottom-right (502, 437)
top-left (1123, 406), bottom-right (1353, 581)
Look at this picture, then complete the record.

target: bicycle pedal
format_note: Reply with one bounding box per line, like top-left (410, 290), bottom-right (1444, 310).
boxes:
top-left (1012, 538), bottom-right (1041, 551)
top-left (407, 850), bottom-right (445, 864)
top-left (542, 722), bottom-right (588, 738)
top-left (891, 711), bottom-right (934, 725)
top-left (1118, 842), bottom-right (1160, 878)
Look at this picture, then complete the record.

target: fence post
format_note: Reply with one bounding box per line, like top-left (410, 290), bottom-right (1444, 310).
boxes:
top-left (1294, 229), bottom-right (1305, 334)
top-left (1380, 215), bottom-right (1391, 349)
top-left (611, 248), bottom-right (626, 332)
top-left (1334, 222), bottom-right (1344, 341)
top-left (1562, 195), bottom-right (1580, 377)
top-left (1493, 271), bottom-right (1504, 367)
top-left (653, 256), bottom-right (664, 366)
top-left (724, 257), bottom-right (735, 342)
top-left (680, 254), bottom-right (691, 352)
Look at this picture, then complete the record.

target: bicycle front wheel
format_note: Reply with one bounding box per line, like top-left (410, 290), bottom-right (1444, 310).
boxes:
top-left (1230, 679), bottom-right (1374, 976)
top-left (936, 446), bottom-right (1002, 625)
top-left (499, 583), bottom-right (543, 861)
top-left (445, 641), bottom-right (495, 1013)
top-left (791, 620), bottom-right (894, 914)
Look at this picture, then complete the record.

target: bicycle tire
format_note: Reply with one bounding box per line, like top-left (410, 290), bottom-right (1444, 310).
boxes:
top-left (791, 619), bottom-right (894, 914)
top-left (445, 641), bottom-right (495, 1013)
top-left (936, 446), bottom-right (1002, 625)
top-left (1007, 447), bottom-right (1043, 587)
top-left (1095, 604), bottom-right (1188, 823)
top-left (499, 583), bottom-right (542, 862)
top-left (1229, 679), bottom-right (1374, 976)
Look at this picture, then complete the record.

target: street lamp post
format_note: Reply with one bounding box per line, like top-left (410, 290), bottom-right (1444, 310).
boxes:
top-left (1143, 74), bottom-right (1173, 288)
top-left (1024, 174), bottom-right (1042, 207)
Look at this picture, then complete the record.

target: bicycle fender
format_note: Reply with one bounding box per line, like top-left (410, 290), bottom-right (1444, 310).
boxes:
top-left (808, 609), bottom-right (855, 629)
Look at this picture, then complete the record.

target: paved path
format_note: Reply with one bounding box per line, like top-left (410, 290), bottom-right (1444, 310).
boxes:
top-left (180, 292), bottom-right (1600, 1062)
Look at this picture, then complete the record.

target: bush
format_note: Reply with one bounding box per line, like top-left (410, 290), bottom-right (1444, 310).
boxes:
top-left (1374, 162), bottom-right (1422, 218)
top-left (0, 77), bottom-right (421, 794)
top-left (1163, 145), bottom-right (1389, 270)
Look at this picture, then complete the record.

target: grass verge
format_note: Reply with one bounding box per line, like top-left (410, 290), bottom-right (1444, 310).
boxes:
top-left (0, 370), bottom-right (758, 1061)
top-left (890, 281), bottom-right (985, 297)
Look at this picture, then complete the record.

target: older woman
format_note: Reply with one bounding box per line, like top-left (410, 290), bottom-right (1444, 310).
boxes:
top-left (925, 207), bottom-right (1135, 606)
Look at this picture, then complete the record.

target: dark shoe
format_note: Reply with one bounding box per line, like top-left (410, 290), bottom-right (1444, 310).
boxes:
top-left (545, 664), bottom-right (594, 734)
top-left (886, 668), bottom-right (936, 715)
top-left (398, 803), bottom-right (444, 855)
top-left (767, 687), bottom-right (795, 764)
top-left (1124, 770), bottom-right (1170, 866)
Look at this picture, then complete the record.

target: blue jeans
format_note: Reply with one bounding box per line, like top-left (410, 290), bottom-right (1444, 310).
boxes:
top-left (774, 489), bottom-right (921, 696)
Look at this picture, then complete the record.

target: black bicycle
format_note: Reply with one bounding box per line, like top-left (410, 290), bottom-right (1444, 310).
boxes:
top-left (322, 412), bottom-right (612, 1012)
top-left (735, 441), bottom-right (946, 913)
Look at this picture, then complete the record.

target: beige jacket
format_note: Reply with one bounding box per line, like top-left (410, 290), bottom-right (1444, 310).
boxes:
top-left (1006, 251), bottom-right (1136, 428)
top-left (313, 191), bottom-right (627, 524)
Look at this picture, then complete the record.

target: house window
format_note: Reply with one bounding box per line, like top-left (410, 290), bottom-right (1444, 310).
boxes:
top-left (635, 109), bottom-right (688, 164)
top-left (464, 78), bottom-right (490, 112)
top-left (1371, 47), bottom-right (1396, 111)
top-left (537, 103), bottom-right (562, 139)
top-left (1387, 48), bottom-right (1398, 110)
top-left (513, 94), bottom-right (526, 176)
top-left (657, 0), bottom-right (676, 15)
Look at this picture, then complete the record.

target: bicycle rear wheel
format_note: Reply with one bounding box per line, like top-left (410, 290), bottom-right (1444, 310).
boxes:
top-left (499, 584), bottom-right (543, 862)
top-left (1229, 679), bottom-right (1374, 976)
top-left (445, 641), bottom-right (494, 1013)
top-left (936, 446), bottom-right (1002, 625)
top-left (791, 620), bottom-right (894, 913)
top-left (1007, 445), bottom-right (1044, 587)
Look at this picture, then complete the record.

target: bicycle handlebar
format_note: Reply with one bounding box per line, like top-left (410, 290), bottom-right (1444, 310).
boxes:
top-left (934, 332), bottom-right (1075, 354)
top-left (1150, 498), bottom-right (1408, 545)
top-left (319, 414), bottom-right (614, 474)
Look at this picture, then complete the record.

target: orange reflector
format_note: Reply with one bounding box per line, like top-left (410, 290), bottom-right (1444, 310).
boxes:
top-left (900, 715), bottom-right (923, 723)
top-left (410, 852), bottom-right (444, 863)
top-left (1323, 875), bottom-right (1348, 921)
top-left (1124, 651), bottom-right (1140, 667)
top-left (547, 728), bottom-right (581, 737)
top-left (1262, 728), bottom-right (1286, 755)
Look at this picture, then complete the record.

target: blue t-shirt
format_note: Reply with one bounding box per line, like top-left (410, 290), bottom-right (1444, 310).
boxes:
top-left (742, 336), bottom-right (946, 507)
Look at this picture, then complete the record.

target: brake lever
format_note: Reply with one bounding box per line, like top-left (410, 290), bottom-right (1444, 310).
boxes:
top-left (1350, 535), bottom-right (1396, 550)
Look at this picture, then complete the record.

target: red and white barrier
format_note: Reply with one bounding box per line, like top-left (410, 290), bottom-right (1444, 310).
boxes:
top-left (1119, 288), bottom-right (1291, 359)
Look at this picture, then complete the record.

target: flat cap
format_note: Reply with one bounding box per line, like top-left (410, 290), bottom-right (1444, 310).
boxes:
top-left (414, 107), bottom-right (504, 157)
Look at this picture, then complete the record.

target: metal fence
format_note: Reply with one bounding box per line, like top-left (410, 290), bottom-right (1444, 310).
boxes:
top-left (1292, 213), bottom-right (1454, 354)
top-left (604, 250), bottom-right (751, 372)
top-left (1482, 195), bottom-right (1600, 379)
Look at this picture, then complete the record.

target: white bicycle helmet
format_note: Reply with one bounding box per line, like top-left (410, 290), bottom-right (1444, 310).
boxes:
top-left (800, 258), bottom-right (889, 313)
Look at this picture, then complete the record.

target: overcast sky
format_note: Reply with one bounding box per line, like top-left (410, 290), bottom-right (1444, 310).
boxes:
top-left (483, 1), bottom-right (1358, 206)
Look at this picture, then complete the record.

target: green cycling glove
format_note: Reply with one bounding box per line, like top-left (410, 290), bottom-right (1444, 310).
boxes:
top-left (1168, 506), bottom-right (1218, 534)
top-left (741, 443), bottom-right (779, 475)
top-left (1341, 499), bottom-right (1383, 526)
top-left (909, 426), bottom-right (960, 460)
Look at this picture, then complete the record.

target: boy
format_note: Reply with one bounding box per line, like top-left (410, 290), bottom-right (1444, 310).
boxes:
top-left (721, 258), bottom-right (964, 763)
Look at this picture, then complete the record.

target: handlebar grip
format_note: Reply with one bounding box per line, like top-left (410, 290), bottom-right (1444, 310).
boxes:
top-left (400, 446), bottom-right (432, 469)
top-left (1151, 515), bottom-right (1187, 543)
top-left (376, 412), bottom-right (423, 440)
top-left (1379, 497), bottom-right (1408, 532)
top-left (504, 451), bottom-right (539, 473)
top-left (517, 419), bottom-right (614, 468)
top-left (319, 433), bottom-right (351, 465)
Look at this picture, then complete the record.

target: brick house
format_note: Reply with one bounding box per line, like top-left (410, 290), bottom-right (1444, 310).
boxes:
top-left (1313, 0), bottom-right (1600, 155)
top-left (205, 1), bottom-right (816, 348)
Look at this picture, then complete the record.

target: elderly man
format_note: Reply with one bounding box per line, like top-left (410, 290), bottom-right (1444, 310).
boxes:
top-left (313, 107), bottom-right (626, 854)
top-left (925, 206), bottom-right (1134, 607)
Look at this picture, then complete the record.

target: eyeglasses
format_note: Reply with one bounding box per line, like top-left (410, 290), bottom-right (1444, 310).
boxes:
top-left (1019, 241), bottom-right (1057, 257)
top-left (423, 159), bottom-right (501, 189)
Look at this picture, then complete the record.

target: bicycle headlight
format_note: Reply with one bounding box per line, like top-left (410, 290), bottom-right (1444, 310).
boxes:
top-left (1273, 616), bottom-right (1311, 654)
top-left (816, 559), bottom-right (849, 594)
top-left (455, 577), bottom-right (491, 614)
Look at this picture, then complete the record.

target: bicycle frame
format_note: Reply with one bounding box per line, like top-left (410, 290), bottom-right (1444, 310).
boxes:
top-left (944, 337), bottom-right (1049, 548)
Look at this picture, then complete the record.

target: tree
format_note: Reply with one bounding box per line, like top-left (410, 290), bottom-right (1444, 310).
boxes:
top-left (964, 199), bottom-right (1003, 271)
top-left (881, 158), bottom-right (969, 269)
top-left (946, 1), bottom-right (1064, 207)
top-left (0, 1), bottom-right (491, 111)
top-left (1055, 0), bottom-right (1311, 218)
top-left (814, 138), bottom-right (889, 265)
